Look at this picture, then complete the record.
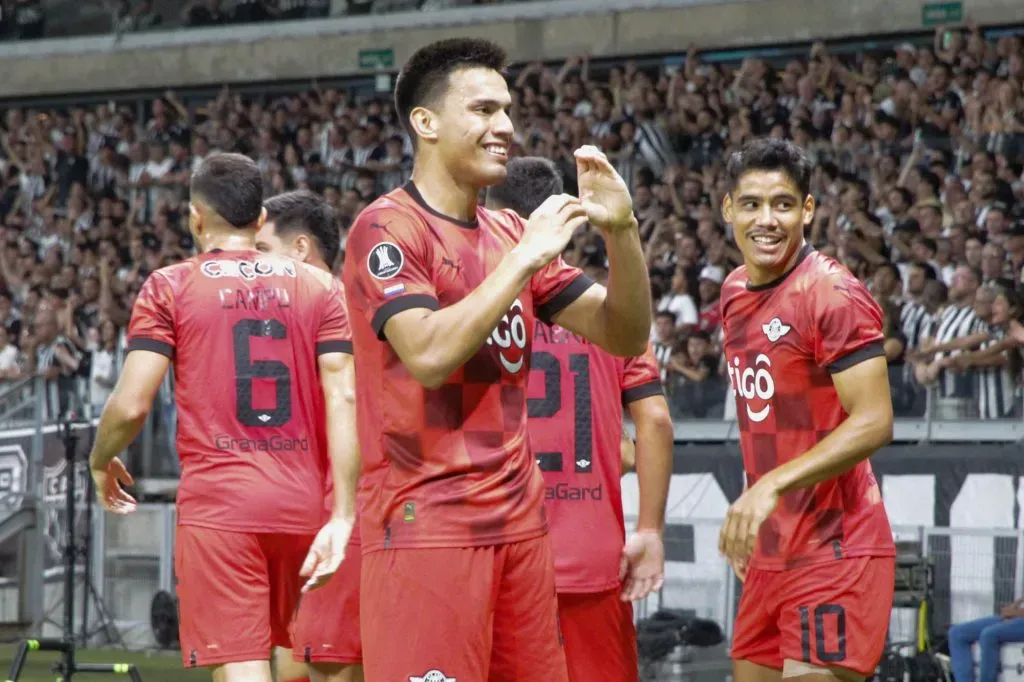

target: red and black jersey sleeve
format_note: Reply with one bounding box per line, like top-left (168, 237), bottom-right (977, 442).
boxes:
top-left (810, 270), bottom-right (885, 373)
top-left (343, 205), bottom-right (438, 341)
top-left (126, 271), bottom-right (176, 358)
top-left (316, 280), bottom-right (353, 355)
top-left (621, 345), bottom-right (663, 404)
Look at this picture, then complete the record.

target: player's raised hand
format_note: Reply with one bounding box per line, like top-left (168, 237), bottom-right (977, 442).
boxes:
top-left (575, 145), bottom-right (635, 233)
top-left (91, 457), bottom-right (137, 515)
top-left (300, 515), bottom-right (354, 593)
top-left (513, 193), bottom-right (590, 272)
top-left (618, 529), bottom-right (665, 602)
top-left (718, 479), bottom-right (780, 567)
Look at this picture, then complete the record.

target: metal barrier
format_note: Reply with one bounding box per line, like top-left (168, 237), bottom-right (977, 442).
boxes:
top-left (4, 502), bottom-right (1020, 652)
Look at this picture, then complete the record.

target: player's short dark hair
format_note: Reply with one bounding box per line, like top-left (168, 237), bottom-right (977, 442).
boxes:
top-left (264, 190), bottom-right (341, 268)
top-left (485, 157), bottom-right (563, 218)
top-left (190, 153), bottom-right (264, 228)
top-left (726, 138), bottom-right (812, 199)
top-left (394, 38), bottom-right (507, 138)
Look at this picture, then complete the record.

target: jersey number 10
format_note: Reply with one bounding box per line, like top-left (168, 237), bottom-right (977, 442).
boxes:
top-left (528, 351), bottom-right (593, 473)
top-left (232, 318), bottom-right (292, 427)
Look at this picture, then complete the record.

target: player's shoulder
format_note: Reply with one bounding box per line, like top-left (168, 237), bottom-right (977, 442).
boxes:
top-left (350, 186), bottom-right (430, 236)
top-left (478, 205), bottom-right (525, 236)
top-left (294, 259), bottom-right (336, 292)
top-left (802, 249), bottom-right (866, 294)
top-left (144, 258), bottom-right (196, 291)
top-left (722, 264), bottom-right (749, 294)
top-left (719, 264), bottom-right (750, 313)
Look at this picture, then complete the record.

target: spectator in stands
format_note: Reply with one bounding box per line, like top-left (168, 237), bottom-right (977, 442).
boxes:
top-left (948, 600), bottom-right (1024, 682)
top-left (657, 267), bottom-right (698, 332)
top-left (0, 19), bottom-right (1021, 434)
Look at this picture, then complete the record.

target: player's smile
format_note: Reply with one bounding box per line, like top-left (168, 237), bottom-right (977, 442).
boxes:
top-left (484, 142), bottom-right (509, 161)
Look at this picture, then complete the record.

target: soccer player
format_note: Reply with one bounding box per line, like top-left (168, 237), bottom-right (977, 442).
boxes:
top-left (718, 138), bottom-right (896, 682)
top-left (342, 38), bottom-right (651, 682)
top-left (87, 154), bottom-right (359, 682)
top-left (486, 156), bottom-right (674, 682)
top-left (255, 190), bottom-right (364, 682)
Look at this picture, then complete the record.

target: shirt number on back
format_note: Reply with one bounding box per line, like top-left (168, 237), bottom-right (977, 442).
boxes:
top-left (528, 351), bottom-right (593, 473)
top-left (233, 318), bottom-right (292, 427)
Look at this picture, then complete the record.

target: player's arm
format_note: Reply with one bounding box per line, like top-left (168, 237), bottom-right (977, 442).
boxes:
top-left (90, 272), bottom-right (175, 473)
top-left (360, 198), bottom-right (587, 389)
top-left (89, 350), bottom-right (170, 470)
top-left (548, 226), bottom-right (651, 357)
top-left (759, 354), bottom-right (892, 495)
top-left (627, 393), bottom-right (673, 532)
top-left (620, 424), bottom-right (636, 475)
top-left (384, 249), bottom-right (542, 388)
top-left (550, 146), bottom-right (651, 356)
top-left (759, 275), bottom-right (894, 496)
top-left (318, 350), bottom-right (359, 522)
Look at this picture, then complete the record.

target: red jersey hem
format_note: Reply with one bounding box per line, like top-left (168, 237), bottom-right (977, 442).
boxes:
top-left (176, 518), bottom-right (322, 535)
top-left (555, 577), bottom-right (623, 594)
top-left (749, 545), bottom-right (896, 571)
top-left (358, 525), bottom-right (547, 553)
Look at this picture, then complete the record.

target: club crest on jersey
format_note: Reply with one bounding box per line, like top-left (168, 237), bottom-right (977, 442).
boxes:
top-left (762, 317), bottom-right (792, 343)
top-left (727, 354), bottom-right (776, 423)
top-left (486, 298), bottom-right (527, 374)
top-left (409, 671), bottom-right (455, 682)
top-left (367, 241), bottom-right (404, 280)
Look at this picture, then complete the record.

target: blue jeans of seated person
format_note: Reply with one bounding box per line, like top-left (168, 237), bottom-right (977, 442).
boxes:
top-left (948, 616), bottom-right (1024, 682)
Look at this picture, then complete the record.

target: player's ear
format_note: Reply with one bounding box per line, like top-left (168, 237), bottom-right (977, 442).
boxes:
top-left (188, 202), bottom-right (202, 235)
top-left (802, 194), bottom-right (815, 226)
top-left (409, 106), bottom-right (438, 144)
top-left (721, 193), bottom-right (735, 224)
top-left (294, 233), bottom-right (312, 263)
top-left (257, 207), bottom-right (268, 229)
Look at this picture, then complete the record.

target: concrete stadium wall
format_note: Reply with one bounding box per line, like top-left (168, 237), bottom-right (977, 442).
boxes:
top-left (0, 0), bottom-right (1019, 98)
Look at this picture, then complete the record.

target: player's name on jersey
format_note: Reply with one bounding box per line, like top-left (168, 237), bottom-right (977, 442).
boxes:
top-left (216, 285), bottom-right (293, 312)
top-left (201, 258), bottom-right (297, 281)
top-left (533, 322), bottom-right (589, 346)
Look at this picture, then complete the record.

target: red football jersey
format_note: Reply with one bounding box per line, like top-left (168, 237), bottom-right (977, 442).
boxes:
top-left (342, 183), bottom-right (594, 552)
top-left (127, 249), bottom-right (351, 534)
top-left (720, 245), bottom-right (895, 570)
top-left (528, 322), bottom-right (662, 593)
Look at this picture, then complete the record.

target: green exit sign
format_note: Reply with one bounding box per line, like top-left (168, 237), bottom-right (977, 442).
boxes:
top-left (358, 48), bottom-right (394, 70)
top-left (922, 1), bottom-right (963, 27)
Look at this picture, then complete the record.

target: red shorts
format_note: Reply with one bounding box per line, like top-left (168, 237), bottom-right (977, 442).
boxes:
top-left (174, 525), bottom-right (314, 668)
top-left (360, 534), bottom-right (568, 682)
top-left (731, 556), bottom-right (895, 676)
top-left (290, 538), bottom-right (361, 664)
top-left (558, 589), bottom-right (638, 682)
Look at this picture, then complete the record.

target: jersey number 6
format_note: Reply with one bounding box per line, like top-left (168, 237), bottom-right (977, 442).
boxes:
top-left (232, 318), bottom-right (292, 427)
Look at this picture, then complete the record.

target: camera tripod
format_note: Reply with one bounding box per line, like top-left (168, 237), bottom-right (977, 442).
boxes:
top-left (6, 417), bottom-right (142, 682)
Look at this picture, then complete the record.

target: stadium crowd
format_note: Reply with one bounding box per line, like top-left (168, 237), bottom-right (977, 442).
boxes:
top-left (0, 23), bottom-right (1021, 422)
